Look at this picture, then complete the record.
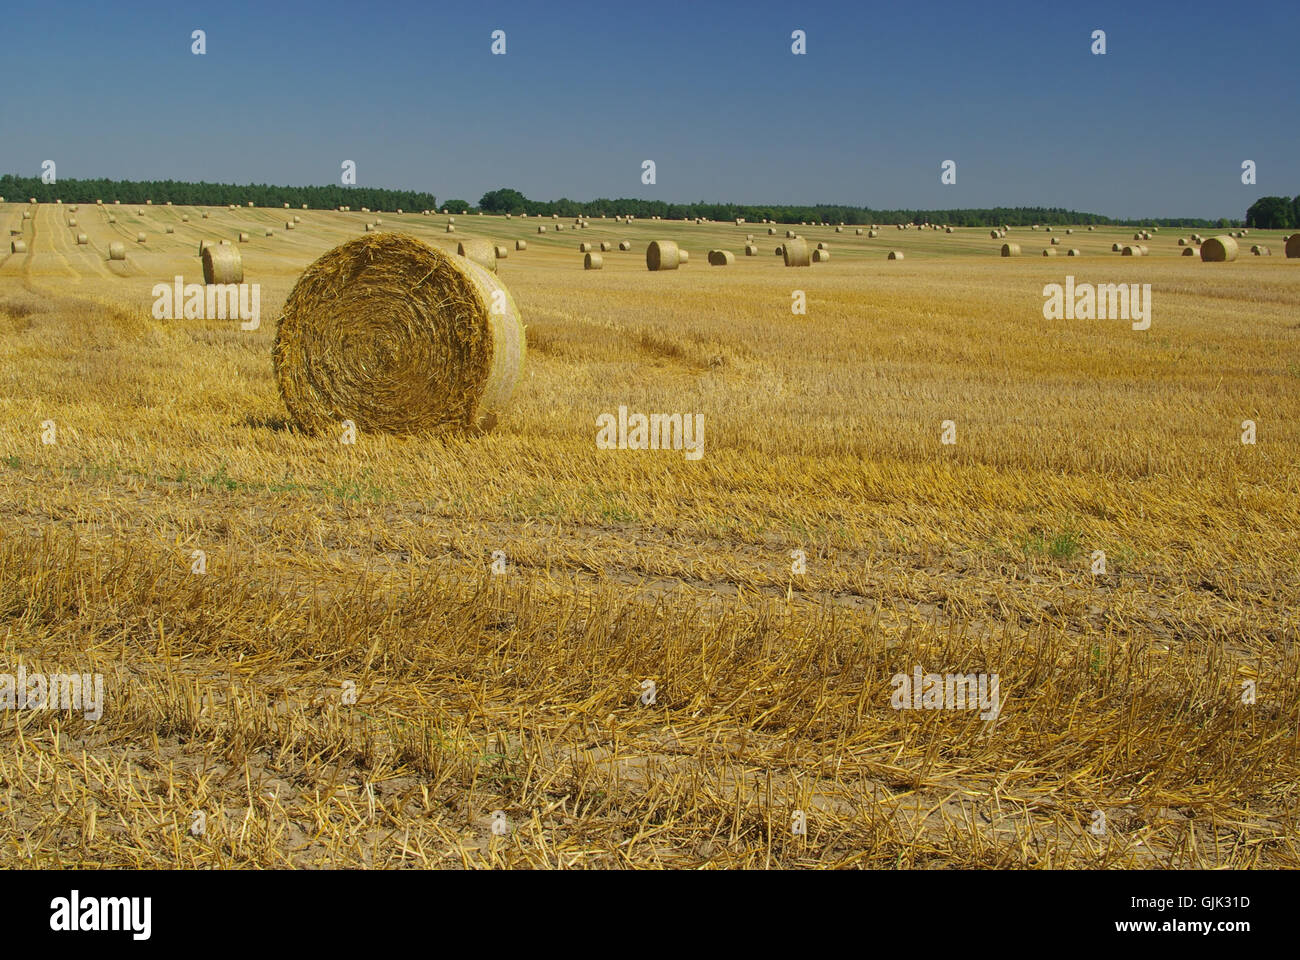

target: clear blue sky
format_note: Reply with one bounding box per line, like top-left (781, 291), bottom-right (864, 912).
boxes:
top-left (3, 0), bottom-right (1295, 219)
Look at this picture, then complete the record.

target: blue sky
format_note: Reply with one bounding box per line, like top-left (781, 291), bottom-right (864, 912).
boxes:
top-left (2, 0), bottom-right (1295, 218)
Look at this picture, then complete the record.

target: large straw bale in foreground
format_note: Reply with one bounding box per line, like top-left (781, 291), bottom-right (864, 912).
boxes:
top-left (782, 237), bottom-right (811, 266)
top-left (1200, 236), bottom-right (1238, 262)
top-left (202, 244), bottom-right (244, 284)
top-left (646, 240), bottom-right (681, 271)
top-left (273, 233), bottom-right (525, 435)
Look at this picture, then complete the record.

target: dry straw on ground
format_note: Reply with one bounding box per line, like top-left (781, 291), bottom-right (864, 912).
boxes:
top-left (646, 240), bottom-right (681, 271)
top-left (457, 239), bottom-right (498, 273)
top-left (273, 233), bottom-right (525, 436)
top-left (1201, 236), bottom-right (1239, 262)
top-left (782, 238), bottom-right (811, 267)
top-left (201, 244), bottom-right (243, 284)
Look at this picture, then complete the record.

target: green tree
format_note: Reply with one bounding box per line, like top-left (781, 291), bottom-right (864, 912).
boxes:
top-left (479, 188), bottom-right (528, 213)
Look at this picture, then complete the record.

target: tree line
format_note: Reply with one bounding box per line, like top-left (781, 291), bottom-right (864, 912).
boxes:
top-left (0, 174), bottom-right (436, 214)
top-left (1245, 196), bottom-right (1300, 229)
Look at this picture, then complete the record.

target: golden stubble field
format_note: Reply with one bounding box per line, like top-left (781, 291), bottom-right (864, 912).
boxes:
top-left (0, 201), bottom-right (1297, 867)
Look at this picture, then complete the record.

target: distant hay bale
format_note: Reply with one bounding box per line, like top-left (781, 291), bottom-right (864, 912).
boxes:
top-left (679, 250), bottom-right (689, 263)
top-left (366, 223), bottom-right (375, 232)
top-left (990, 230), bottom-right (1000, 239)
top-left (579, 242), bottom-right (592, 252)
top-left (1181, 247), bottom-right (1197, 256)
top-left (1087, 226), bottom-right (1095, 231)
top-left (887, 250), bottom-right (904, 260)
top-left (182, 214), bottom-right (189, 221)
top-left (456, 239), bottom-right (498, 272)
top-left (273, 233), bottom-right (525, 436)
top-left (835, 226), bottom-right (842, 233)
top-left (76, 233), bottom-right (88, 244)
top-left (239, 231), bottom-right (250, 242)
top-left (165, 225), bottom-right (175, 234)
top-left (286, 221), bottom-right (296, 230)
top-left (294, 215), bottom-right (301, 223)
top-left (786, 230), bottom-right (797, 239)
top-left (446, 224), bottom-right (456, 232)
top-left (1000, 243), bottom-right (1021, 257)
top-left (1045, 227), bottom-right (1052, 232)
top-left (376, 218), bottom-right (383, 225)
top-left (21, 210), bottom-right (31, 219)
top-left (136, 232), bottom-right (146, 243)
top-left (284, 203), bottom-right (291, 208)
top-left (1067, 249), bottom-right (1081, 257)
top-left (67, 217), bottom-right (77, 226)
top-left (708, 249), bottom-right (735, 266)
top-left (1121, 245), bottom-right (1140, 256)
top-left (1065, 228), bottom-right (1073, 234)
top-left (516, 239), bottom-right (528, 251)
top-left (744, 244), bottom-right (758, 255)
top-left (774, 246), bottom-right (783, 255)
top-left (202, 244), bottom-right (243, 283)
top-left (1178, 238), bottom-right (1189, 245)
top-left (108, 215), bottom-right (116, 223)
top-left (868, 230), bottom-right (879, 238)
top-left (1287, 234), bottom-right (1300, 258)
top-left (10, 240), bottom-right (27, 253)
top-left (1200, 236), bottom-right (1238, 261)
top-left (538, 226), bottom-right (546, 233)
top-left (494, 245), bottom-right (509, 259)
top-left (265, 229), bottom-right (274, 237)
top-left (584, 252), bottom-right (603, 270)
top-left (1042, 248), bottom-right (1057, 257)
top-left (202, 212), bottom-right (210, 219)
top-left (108, 242), bottom-right (126, 260)
top-left (1251, 245), bottom-right (1270, 256)
top-left (945, 227), bottom-right (954, 233)
top-left (646, 240), bottom-right (681, 271)
top-left (600, 241), bottom-right (611, 251)
top-left (1112, 242), bottom-right (1122, 252)
top-left (816, 242), bottom-right (829, 250)
top-left (855, 228), bottom-right (863, 235)
top-left (1050, 237), bottom-right (1060, 245)
top-left (782, 237), bottom-right (811, 267)
top-left (812, 248), bottom-right (830, 262)
top-left (619, 240), bottom-right (631, 251)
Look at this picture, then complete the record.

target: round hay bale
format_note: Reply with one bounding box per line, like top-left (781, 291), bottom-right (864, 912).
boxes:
top-left (816, 242), bottom-right (829, 250)
top-left (868, 230), bottom-right (879, 238)
top-left (516, 240), bottom-right (528, 251)
top-left (782, 237), bottom-right (811, 267)
top-left (946, 227), bottom-right (954, 233)
top-left (1050, 237), bottom-right (1060, 245)
top-left (1043, 248), bottom-right (1058, 257)
top-left (584, 252), bottom-right (603, 270)
top-left (1000, 243), bottom-right (1021, 257)
top-left (774, 246), bottom-right (783, 255)
top-left (835, 226), bottom-right (843, 233)
top-left (1112, 243), bottom-right (1122, 252)
top-left (600, 241), bottom-right (611, 251)
top-left (1201, 236), bottom-right (1238, 261)
top-left (1133, 233), bottom-right (1143, 240)
top-left (239, 232), bottom-right (250, 243)
top-left (1251, 245), bottom-right (1271, 256)
top-left (1179, 238), bottom-right (1189, 246)
top-left (366, 223), bottom-right (375, 232)
top-left (10, 240), bottom-right (27, 253)
top-left (708, 249), bottom-right (735, 266)
top-left (447, 224), bottom-right (456, 233)
top-left (108, 215), bottom-right (116, 224)
top-left (537, 226), bottom-right (547, 233)
top-left (494, 245), bottom-right (509, 259)
top-left (1286, 234), bottom-right (1300, 258)
top-left (1065, 228), bottom-right (1073, 234)
top-left (812, 248), bottom-right (830, 262)
top-left (456, 239), bottom-right (498, 273)
top-left (198, 240), bottom-right (213, 254)
top-left (888, 250), bottom-right (904, 260)
top-left (294, 215), bottom-right (301, 223)
top-left (1087, 226), bottom-right (1095, 231)
top-left (786, 230), bottom-right (797, 239)
top-left (76, 233), bottom-right (88, 244)
top-left (108, 242), bottom-right (126, 261)
top-left (286, 221), bottom-right (296, 230)
top-left (165, 225), bottom-right (175, 234)
top-left (136, 232), bottom-right (147, 243)
top-left (273, 233), bottom-right (525, 436)
top-left (265, 229), bottom-right (274, 237)
top-left (21, 210), bottom-right (31, 220)
top-left (1121, 245), bottom-right (1140, 256)
top-left (284, 203), bottom-right (291, 208)
top-left (990, 230), bottom-right (1000, 239)
top-left (579, 242), bottom-right (592, 252)
top-left (744, 244), bottom-right (758, 256)
top-left (619, 240), bottom-right (631, 251)
top-left (182, 214), bottom-right (190, 222)
top-left (1182, 247), bottom-right (1198, 256)
top-left (856, 228), bottom-right (864, 235)
top-left (202, 212), bottom-right (210, 219)
top-left (202, 244), bottom-right (243, 283)
top-left (1067, 248), bottom-right (1081, 257)
top-left (769, 227), bottom-right (777, 235)
top-left (646, 240), bottom-right (681, 271)
top-left (679, 250), bottom-right (689, 264)
top-left (67, 217), bottom-right (78, 227)
top-left (1138, 244), bottom-right (1149, 255)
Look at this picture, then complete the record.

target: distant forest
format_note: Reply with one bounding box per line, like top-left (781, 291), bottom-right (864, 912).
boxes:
top-left (6, 174), bottom-right (1290, 228)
